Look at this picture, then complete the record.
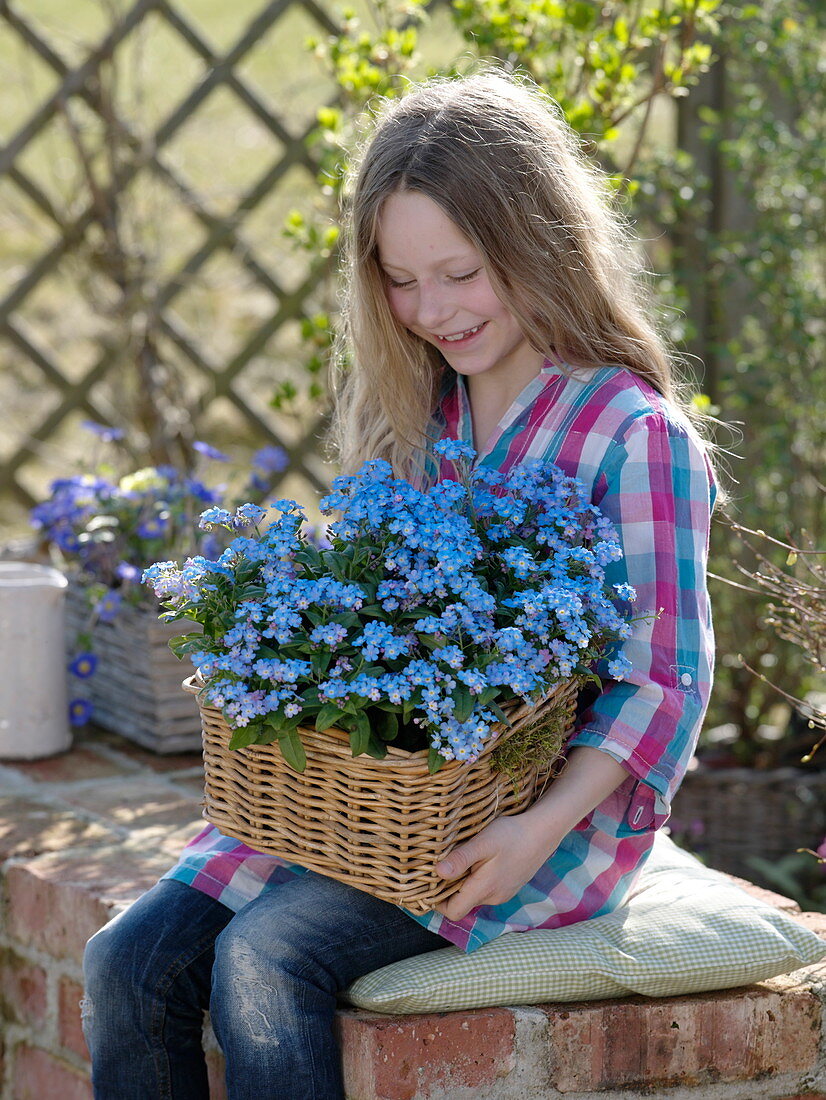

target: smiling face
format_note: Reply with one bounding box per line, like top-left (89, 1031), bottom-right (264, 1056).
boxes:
top-left (376, 190), bottom-right (543, 392)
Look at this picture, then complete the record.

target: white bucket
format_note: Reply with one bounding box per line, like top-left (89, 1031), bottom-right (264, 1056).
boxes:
top-left (0, 562), bottom-right (72, 760)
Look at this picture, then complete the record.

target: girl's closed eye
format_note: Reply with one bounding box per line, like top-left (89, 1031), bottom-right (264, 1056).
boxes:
top-left (386, 269), bottom-right (480, 289)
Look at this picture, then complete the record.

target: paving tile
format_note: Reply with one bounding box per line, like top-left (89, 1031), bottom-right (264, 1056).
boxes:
top-left (79, 726), bottom-right (202, 774)
top-left (2, 747), bottom-right (127, 785)
top-left (0, 794), bottom-right (115, 860)
top-left (59, 778), bottom-right (202, 830)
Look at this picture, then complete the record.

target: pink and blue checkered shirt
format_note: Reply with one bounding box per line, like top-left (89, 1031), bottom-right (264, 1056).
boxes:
top-left (164, 362), bottom-right (715, 952)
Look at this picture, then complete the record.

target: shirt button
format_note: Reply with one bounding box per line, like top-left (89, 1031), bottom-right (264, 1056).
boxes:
top-left (680, 672), bottom-right (693, 686)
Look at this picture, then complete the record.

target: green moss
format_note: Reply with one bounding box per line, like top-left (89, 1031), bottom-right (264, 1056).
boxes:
top-left (490, 698), bottom-right (572, 793)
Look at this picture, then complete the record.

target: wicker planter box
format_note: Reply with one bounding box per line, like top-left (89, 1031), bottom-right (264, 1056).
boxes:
top-left (185, 674), bottom-right (579, 912)
top-left (671, 764), bottom-right (826, 885)
top-left (65, 582), bottom-right (202, 753)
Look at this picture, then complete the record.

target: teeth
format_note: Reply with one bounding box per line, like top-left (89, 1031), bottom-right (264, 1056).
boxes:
top-left (440, 324), bottom-right (483, 342)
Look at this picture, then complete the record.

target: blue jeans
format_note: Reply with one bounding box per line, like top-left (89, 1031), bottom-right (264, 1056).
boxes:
top-left (82, 875), bottom-right (445, 1099)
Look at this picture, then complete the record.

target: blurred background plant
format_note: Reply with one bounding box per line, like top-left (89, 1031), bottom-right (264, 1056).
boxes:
top-left (723, 512), bottom-right (826, 764)
top-left (30, 419), bottom-right (290, 602)
top-left (29, 417), bottom-right (289, 729)
top-left (686, 0), bottom-right (826, 766)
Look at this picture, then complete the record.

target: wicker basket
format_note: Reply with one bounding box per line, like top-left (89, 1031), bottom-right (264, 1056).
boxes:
top-left (65, 583), bottom-right (203, 753)
top-left (184, 674), bottom-right (580, 912)
top-left (671, 764), bottom-right (826, 886)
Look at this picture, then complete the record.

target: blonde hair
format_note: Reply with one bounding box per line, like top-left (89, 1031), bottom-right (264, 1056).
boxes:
top-left (331, 69), bottom-right (687, 480)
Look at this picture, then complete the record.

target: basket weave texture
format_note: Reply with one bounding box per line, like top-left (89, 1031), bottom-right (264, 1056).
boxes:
top-left (65, 583), bottom-right (202, 753)
top-left (185, 674), bottom-right (579, 913)
top-left (672, 764), bottom-right (826, 885)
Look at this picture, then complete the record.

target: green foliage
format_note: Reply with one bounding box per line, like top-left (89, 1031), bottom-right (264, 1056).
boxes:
top-left (697, 0), bottom-right (826, 752)
top-left (450, 0), bottom-right (719, 173)
top-left (746, 851), bottom-right (826, 914)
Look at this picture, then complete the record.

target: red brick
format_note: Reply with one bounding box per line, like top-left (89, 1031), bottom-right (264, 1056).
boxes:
top-left (11, 1044), bottom-right (93, 1100)
top-left (5, 747), bottom-right (127, 784)
top-left (544, 983), bottom-right (821, 1093)
top-left (59, 978), bottom-right (89, 1061)
top-left (337, 1008), bottom-right (516, 1100)
top-left (0, 949), bottom-right (48, 1027)
top-left (2, 846), bottom-right (170, 962)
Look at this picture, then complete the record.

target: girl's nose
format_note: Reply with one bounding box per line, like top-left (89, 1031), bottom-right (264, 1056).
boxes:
top-left (415, 282), bottom-right (453, 331)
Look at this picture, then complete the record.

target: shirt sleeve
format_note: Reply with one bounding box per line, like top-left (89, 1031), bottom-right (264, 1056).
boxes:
top-left (565, 412), bottom-right (715, 817)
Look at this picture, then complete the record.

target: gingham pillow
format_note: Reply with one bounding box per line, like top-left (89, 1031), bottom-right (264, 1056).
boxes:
top-left (343, 833), bottom-right (826, 1013)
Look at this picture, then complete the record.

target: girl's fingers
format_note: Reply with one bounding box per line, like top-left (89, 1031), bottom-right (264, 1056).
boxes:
top-left (435, 861), bottom-right (499, 920)
top-left (435, 835), bottom-right (489, 881)
top-left (436, 883), bottom-right (489, 922)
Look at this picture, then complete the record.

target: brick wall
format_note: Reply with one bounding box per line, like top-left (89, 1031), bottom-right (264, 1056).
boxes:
top-left (2, 729), bottom-right (825, 1100)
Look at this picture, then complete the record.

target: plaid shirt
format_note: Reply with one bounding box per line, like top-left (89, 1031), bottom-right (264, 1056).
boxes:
top-left (164, 362), bottom-right (715, 953)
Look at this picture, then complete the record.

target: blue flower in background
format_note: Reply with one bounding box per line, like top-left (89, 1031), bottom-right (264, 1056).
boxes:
top-left (69, 698), bottom-right (93, 726)
top-left (115, 562), bottom-right (142, 583)
top-left (137, 514), bottom-right (169, 539)
top-left (69, 653), bottom-right (98, 679)
top-left (185, 477), bottom-right (223, 504)
top-left (95, 591), bottom-right (121, 622)
top-left (253, 445), bottom-right (289, 473)
top-left (81, 420), bottom-right (124, 443)
top-left (193, 441), bottom-right (230, 463)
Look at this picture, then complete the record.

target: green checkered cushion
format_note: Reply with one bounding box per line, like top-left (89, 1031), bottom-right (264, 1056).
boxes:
top-left (343, 833), bottom-right (826, 1013)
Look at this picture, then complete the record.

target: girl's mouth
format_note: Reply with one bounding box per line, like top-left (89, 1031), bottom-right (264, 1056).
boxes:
top-left (433, 322), bottom-right (487, 347)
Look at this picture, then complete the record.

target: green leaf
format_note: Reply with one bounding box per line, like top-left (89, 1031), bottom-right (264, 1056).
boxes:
top-left (574, 664), bottom-right (602, 686)
top-left (239, 584), bottom-right (267, 601)
top-left (348, 710), bottom-right (371, 756)
top-left (331, 611), bottom-right (361, 628)
top-left (316, 703), bottom-right (346, 731)
top-left (359, 604), bottom-right (385, 616)
top-left (428, 747), bottom-right (446, 774)
top-left (315, 650), bottom-right (333, 675)
top-left (488, 701), bottom-right (511, 725)
top-left (229, 723), bottom-right (263, 750)
top-left (452, 684), bottom-right (475, 723)
top-left (168, 632), bottom-right (203, 659)
top-left (376, 709), bottom-right (399, 742)
top-left (278, 727), bottom-right (307, 772)
top-left (365, 731), bottom-right (388, 759)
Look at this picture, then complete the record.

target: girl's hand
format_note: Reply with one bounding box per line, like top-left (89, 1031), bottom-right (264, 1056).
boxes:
top-left (433, 813), bottom-right (562, 922)
top-left (433, 746), bottom-right (630, 922)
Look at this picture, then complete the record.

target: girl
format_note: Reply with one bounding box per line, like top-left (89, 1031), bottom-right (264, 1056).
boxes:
top-left (83, 69), bottom-right (715, 1099)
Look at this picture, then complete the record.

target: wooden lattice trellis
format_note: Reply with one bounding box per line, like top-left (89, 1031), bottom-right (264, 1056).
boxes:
top-left (0, 0), bottom-right (346, 517)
